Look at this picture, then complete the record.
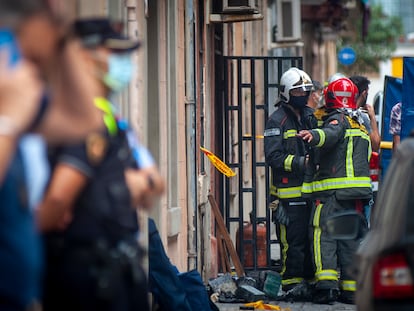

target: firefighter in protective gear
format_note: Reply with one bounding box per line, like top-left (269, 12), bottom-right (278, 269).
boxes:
top-left (264, 67), bottom-right (316, 301)
top-left (326, 72), bottom-right (346, 85)
top-left (298, 77), bottom-right (372, 304)
top-left (313, 72), bottom-right (347, 127)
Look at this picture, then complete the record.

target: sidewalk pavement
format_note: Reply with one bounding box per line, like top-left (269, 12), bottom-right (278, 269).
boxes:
top-left (214, 301), bottom-right (356, 311)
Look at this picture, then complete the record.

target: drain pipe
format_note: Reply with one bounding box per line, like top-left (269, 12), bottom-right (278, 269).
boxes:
top-left (185, 0), bottom-right (197, 271)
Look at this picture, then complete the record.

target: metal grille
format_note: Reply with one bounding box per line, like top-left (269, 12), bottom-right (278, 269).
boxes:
top-left (222, 56), bottom-right (302, 271)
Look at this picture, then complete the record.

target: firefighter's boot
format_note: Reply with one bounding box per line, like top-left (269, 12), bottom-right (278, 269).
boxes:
top-left (312, 288), bottom-right (339, 304)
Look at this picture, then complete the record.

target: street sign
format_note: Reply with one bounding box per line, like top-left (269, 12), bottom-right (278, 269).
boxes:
top-left (338, 46), bottom-right (356, 66)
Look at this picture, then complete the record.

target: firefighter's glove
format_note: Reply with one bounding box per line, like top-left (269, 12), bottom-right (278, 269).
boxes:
top-left (270, 200), bottom-right (289, 226)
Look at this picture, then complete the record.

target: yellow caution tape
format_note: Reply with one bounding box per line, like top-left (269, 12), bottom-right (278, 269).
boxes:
top-left (200, 146), bottom-right (236, 177)
top-left (244, 300), bottom-right (289, 310)
top-left (380, 141), bottom-right (393, 150)
top-left (243, 134), bottom-right (264, 139)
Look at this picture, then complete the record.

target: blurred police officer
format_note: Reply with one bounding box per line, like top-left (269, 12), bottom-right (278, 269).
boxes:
top-left (264, 67), bottom-right (316, 301)
top-left (37, 18), bottom-right (152, 311)
top-left (298, 78), bottom-right (372, 304)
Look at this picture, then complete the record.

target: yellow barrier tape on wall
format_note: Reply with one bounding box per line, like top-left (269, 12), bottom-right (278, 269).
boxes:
top-left (200, 146), bottom-right (236, 177)
top-left (380, 141), bottom-right (393, 150)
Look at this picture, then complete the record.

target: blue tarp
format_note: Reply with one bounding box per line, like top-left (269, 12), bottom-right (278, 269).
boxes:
top-left (381, 75), bottom-right (402, 179)
top-left (148, 218), bottom-right (218, 311)
top-left (401, 57), bottom-right (414, 139)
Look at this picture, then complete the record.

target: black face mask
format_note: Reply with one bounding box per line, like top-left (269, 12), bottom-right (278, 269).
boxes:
top-left (289, 95), bottom-right (308, 109)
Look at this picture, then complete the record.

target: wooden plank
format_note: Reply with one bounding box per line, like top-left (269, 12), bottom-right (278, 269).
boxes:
top-left (217, 234), bottom-right (229, 273)
top-left (221, 235), bottom-right (232, 273)
top-left (208, 194), bottom-right (245, 277)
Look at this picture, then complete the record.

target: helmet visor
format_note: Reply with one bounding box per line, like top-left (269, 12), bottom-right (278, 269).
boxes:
top-left (290, 84), bottom-right (313, 96)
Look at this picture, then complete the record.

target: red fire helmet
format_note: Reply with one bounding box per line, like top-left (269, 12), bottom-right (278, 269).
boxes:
top-left (325, 77), bottom-right (359, 109)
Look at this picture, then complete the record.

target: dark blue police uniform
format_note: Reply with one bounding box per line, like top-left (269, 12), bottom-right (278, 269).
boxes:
top-left (42, 124), bottom-right (148, 311)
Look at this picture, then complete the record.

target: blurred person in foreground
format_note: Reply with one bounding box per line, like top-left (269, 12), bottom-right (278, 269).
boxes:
top-left (0, 0), bottom-right (104, 184)
top-left (36, 18), bottom-right (163, 311)
top-left (0, 1), bottom-right (105, 310)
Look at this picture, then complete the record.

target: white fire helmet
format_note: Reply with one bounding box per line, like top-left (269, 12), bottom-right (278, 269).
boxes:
top-left (279, 67), bottom-right (313, 103)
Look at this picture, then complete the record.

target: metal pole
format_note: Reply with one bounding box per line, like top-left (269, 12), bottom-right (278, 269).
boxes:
top-left (185, 0), bottom-right (197, 271)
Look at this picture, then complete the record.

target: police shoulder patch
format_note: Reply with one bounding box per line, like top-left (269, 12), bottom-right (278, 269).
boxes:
top-left (264, 128), bottom-right (281, 137)
top-left (86, 132), bottom-right (108, 165)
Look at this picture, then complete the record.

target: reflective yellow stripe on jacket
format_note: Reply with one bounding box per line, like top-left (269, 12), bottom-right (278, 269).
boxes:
top-left (271, 184), bottom-right (303, 199)
top-left (271, 129), bottom-right (304, 199)
top-left (277, 186), bottom-right (302, 199)
top-left (302, 127), bottom-right (371, 195)
top-left (302, 176), bottom-right (372, 194)
top-left (284, 155), bottom-right (294, 172)
top-left (270, 184), bottom-right (277, 196)
top-left (315, 129), bottom-right (325, 147)
top-left (283, 129), bottom-right (297, 139)
top-left (345, 129), bottom-right (372, 162)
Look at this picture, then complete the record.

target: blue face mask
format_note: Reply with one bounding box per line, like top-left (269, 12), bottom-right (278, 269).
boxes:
top-left (289, 95), bottom-right (309, 109)
top-left (103, 53), bottom-right (134, 92)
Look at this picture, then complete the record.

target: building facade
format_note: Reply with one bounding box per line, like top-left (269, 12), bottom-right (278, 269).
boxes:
top-left (50, 0), bottom-right (356, 280)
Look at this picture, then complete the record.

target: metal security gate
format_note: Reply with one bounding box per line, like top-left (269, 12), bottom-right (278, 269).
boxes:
top-left (221, 56), bottom-right (302, 271)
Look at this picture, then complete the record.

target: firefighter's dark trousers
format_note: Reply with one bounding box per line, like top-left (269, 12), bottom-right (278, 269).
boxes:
top-left (275, 200), bottom-right (314, 290)
top-left (311, 195), bottom-right (359, 294)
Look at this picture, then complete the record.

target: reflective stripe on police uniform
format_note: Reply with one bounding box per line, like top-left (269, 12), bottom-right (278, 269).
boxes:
top-left (94, 97), bottom-right (118, 136)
